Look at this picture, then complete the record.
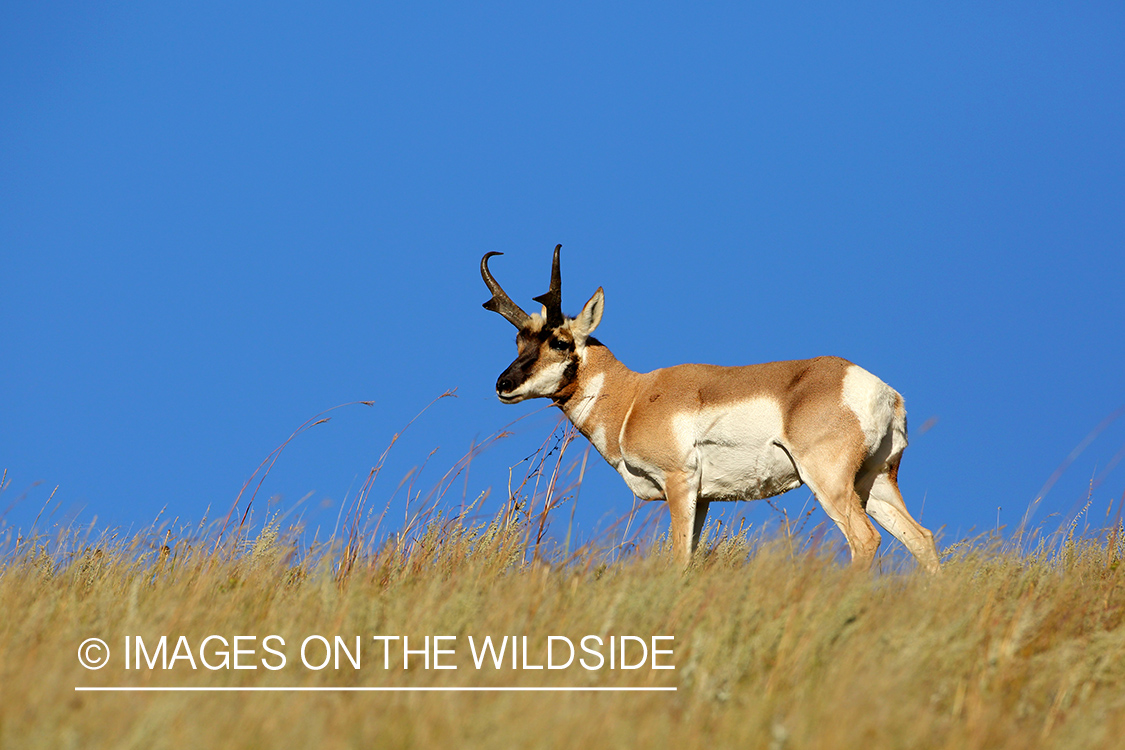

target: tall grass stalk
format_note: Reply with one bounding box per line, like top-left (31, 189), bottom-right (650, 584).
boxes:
top-left (3, 427), bottom-right (1124, 749)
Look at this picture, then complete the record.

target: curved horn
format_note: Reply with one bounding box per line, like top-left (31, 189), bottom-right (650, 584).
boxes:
top-left (481, 252), bottom-right (531, 328)
top-left (532, 244), bottom-right (563, 327)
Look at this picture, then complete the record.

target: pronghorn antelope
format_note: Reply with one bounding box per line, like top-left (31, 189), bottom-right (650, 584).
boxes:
top-left (480, 246), bottom-right (941, 574)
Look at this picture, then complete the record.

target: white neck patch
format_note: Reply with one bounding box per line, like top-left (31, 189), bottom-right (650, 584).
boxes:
top-left (569, 372), bottom-right (604, 428)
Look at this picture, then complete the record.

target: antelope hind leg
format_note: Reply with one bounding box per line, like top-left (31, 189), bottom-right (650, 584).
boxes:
top-left (865, 473), bottom-right (942, 574)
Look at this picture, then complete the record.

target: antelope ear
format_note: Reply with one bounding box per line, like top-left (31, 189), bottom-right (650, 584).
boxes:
top-left (573, 288), bottom-right (604, 342)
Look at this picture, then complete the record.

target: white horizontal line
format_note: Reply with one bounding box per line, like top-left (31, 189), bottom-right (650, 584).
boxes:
top-left (75, 686), bottom-right (676, 692)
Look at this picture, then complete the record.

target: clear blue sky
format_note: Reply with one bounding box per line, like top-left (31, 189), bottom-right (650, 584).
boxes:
top-left (3, 3), bottom-right (1123, 552)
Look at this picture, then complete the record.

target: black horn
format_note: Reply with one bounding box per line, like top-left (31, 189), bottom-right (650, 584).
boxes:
top-left (532, 244), bottom-right (564, 327)
top-left (481, 252), bottom-right (531, 328)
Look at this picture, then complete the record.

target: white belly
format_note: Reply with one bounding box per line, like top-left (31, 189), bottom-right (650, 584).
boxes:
top-left (698, 440), bottom-right (801, 500)
top-left (609, 397), bottom-right (803, 502)
top-left (680, 398), bottom-right (801, 501)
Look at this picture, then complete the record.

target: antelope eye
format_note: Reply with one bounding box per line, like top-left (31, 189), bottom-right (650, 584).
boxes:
top-left (549, 337), bottom-right (570, 352)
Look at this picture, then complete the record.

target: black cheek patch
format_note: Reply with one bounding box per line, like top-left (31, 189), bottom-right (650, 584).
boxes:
top-left (552, 356), bottom-right (582, 406)
top-left (562, 357), bottom-right (578, 383)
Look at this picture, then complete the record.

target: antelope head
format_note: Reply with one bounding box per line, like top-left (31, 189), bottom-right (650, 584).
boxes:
top-left (480, 244), bottom-right (604, 404)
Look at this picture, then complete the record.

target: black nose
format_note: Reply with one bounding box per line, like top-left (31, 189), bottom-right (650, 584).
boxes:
top-left (496, 374), bottom-right (516, 394)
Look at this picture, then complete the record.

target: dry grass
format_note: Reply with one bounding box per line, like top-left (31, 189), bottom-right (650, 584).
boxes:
top-left (2, 509), bottom-right (1123, 749)
top-left (3, 426), bottom-right (1124, 749)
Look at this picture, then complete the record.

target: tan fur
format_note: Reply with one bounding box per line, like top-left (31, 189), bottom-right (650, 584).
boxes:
top-left (483, 255), bottom-right (941, 574)
top-left (559, 347), bottom-right (939, 573)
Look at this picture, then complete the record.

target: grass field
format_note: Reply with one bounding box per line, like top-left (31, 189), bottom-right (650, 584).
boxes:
top-left (3, 431), bottom-right (1124, 749)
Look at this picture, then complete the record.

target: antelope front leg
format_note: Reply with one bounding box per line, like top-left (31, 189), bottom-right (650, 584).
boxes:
top-left (692, 498), bottom-right (711, 554)
top-left (665, 472), bottom-right (700, 568)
